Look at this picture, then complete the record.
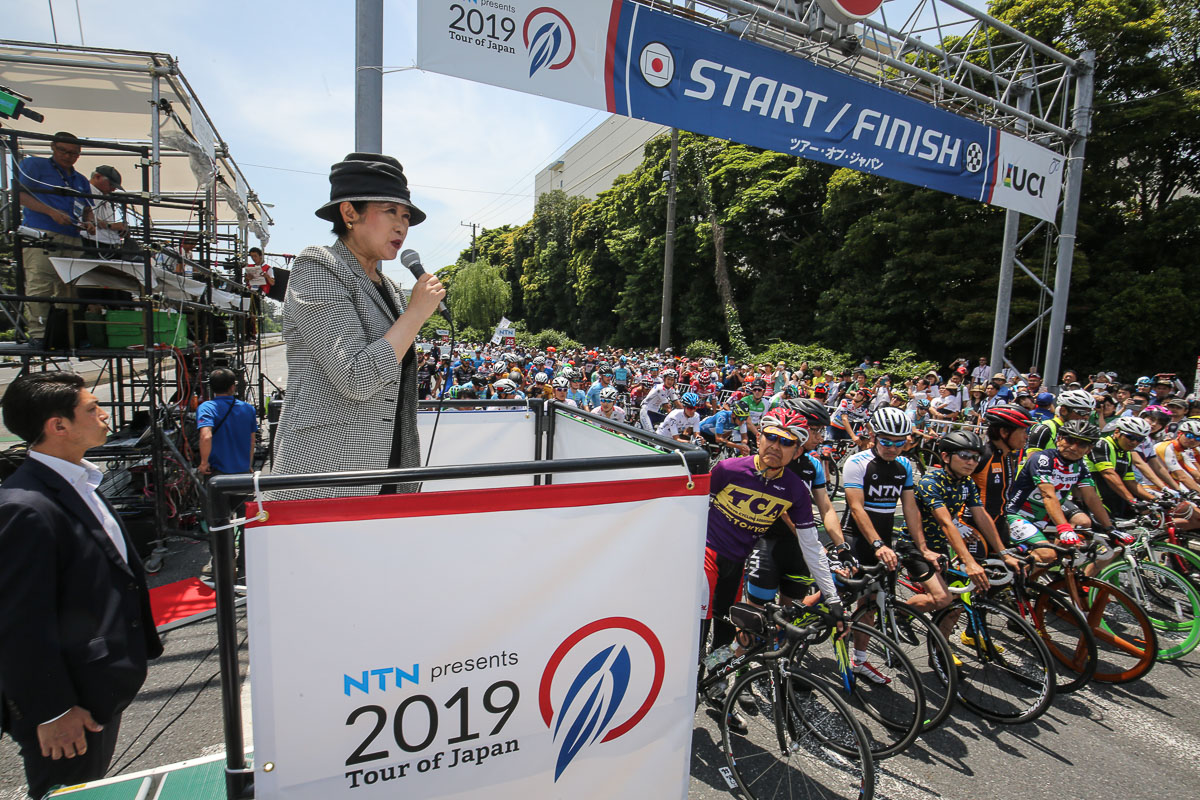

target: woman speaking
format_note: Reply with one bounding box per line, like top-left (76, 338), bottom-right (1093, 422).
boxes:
top-left (271, 153), bottom-right (445, 499)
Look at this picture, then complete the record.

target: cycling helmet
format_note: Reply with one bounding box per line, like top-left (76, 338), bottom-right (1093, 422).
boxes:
top-left (733, 399), bottom-right (753, 418)
top-left (783, 385), bottom-right (800, 398)
top-left (1113, 416), bottom-right (1152, 439)
top-left (471, 372), bottom-right (490, 387)
top-left (786, 398), bottom-right (832, 427)
top-left (662, 368), bottom-right (678, 379)
top-left (508, 370), bottom-right (522, 383)
top-left (1141, 405), bottom-right (1171, 424)
top-left (1136, 376), bottom-right (1153, 387)
top-left (447, 385), bottom-right (464, 400)
top-left (813, 383), bottom-right (829, 396)
top-left (532, 356), bottom-right (545, 366)
top-left (870, 406), bottom-right (913, 437)
top-left (551, 376), bottom-right (570, 389)
top-left (681, 391), bottom-right (700, 407)
top-left (1179, 419), bottom-right (1200, 437)
top-left (938, 430), bottom-right (985, 456)
top-left (1057, 419), bottom-right (1100, 443)
top-left (751, 378), bottom-right (768, 390)
top-left (762, 409), bottom-right (810, 442)
top-left (491, 362), bottom-right (508, 376)
top-left (1057, 389), bottom-right (1096, 412)
top-left (984, 403), bottom-right (1035, 429)
top-left (599, 386), bottom-right (620, 402)
top-left (854, 389), bottom-right (872, 401)
top-left (599, 366), bottom-right (614, 376)
top-left (619, 356), bottom-right (627, 363)
top-left (639, 376), bottom-right (653, 386)
top-left (703, 358), bottom-right (717, 369)
top-left (891, 389), bottom-right (909, 402)
top-left (698, 370), bottom-right (712, 383)
top-left (533, 372), bottom-right (549, 384)
top-left (492, 378), bottom-right (517, 394)
top-left (915, 398), bottom-right (931, 409)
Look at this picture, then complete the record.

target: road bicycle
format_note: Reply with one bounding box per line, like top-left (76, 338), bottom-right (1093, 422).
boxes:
top-left (1032, 539), bottom-right (1158, 684)
top-left (925, 561), bottom-right (1057, 724)
top-left (1094, 524), bottom-right (1200, 661)
top-left (843, 557), bottom-right (958, 734)
top-left (697, 602), bottom-right (875, 800)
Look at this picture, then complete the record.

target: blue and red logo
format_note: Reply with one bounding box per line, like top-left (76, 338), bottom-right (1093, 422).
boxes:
top-left (539, 617), bottom-right (665, 781)
top-left (524, 7), bottom-right (576, 77)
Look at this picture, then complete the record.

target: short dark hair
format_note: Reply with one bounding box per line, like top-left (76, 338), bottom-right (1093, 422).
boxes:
top-left (248, 247), bottom-right (263, 256)
top-left (51, 131), bottom-right (81, 146)
top-left (331, 200), bottom-right (369, 237)
top-left (1, 372), bottom-right (85, 444)
top-left (209, 368), bottom-right (237, 394)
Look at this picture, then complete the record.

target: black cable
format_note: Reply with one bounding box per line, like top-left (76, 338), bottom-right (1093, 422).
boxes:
top-left (422, 318), bottom-right (458, 471)
top-left (106, 611), bottom-right (248, 777)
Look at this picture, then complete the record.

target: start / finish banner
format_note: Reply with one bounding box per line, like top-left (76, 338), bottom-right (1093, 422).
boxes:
top-left (416, 0), bottom-right (1063, 222)
top-left (246, 475), bottom-right (708, 799)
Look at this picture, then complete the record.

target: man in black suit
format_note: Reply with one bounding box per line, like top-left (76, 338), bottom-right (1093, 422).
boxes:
top-left (0, 372), bottom-right (162, 798)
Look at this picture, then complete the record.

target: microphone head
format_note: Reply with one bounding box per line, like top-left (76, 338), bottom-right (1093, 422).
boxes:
top-left (400, 249), bottom-right (422, 270)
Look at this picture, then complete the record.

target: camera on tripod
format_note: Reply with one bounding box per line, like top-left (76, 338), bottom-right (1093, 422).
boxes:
top-left (0, 85), bottom-right (45, 123)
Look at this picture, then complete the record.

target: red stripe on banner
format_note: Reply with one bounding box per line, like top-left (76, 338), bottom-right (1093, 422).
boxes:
top-left (247, 473), bottom-right (710, 526)
top-left (604, 0), bottom-right (623, 112)
top-left (984, 128), bottom-right (1002, 204)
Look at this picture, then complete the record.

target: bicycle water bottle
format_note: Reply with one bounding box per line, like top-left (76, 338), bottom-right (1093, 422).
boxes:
top-left (703, 645), bottom-right (734, 671)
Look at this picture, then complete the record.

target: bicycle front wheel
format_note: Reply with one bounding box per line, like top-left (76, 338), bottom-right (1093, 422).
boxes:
top-left (1044, 575), bottom-right (1156, 683)
top-left (1097, 560), bottom-right (1200, 660)
top-left (1029, 585), bottom-right (1098, 693)
top-left (723, 665), bottom-right (875, 800)
top-left (933, 600), bottom-right (1055, 724)
top-left (851, 602), bottom-right (956, 734)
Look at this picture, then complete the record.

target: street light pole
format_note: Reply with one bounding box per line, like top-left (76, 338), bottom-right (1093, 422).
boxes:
top-left (659, 128), bottom-right (679, 352)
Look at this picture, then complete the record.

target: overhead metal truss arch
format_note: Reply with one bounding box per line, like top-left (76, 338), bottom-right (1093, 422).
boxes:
top-left (636, 0), bottom-right (1094, 383)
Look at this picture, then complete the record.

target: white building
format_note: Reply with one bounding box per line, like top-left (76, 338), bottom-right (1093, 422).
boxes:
top-left (535, 116), bottom-right (668, 201)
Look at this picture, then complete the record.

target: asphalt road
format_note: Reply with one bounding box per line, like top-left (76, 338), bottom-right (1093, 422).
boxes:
top-left (3, 343), bottom-right (1200, 798)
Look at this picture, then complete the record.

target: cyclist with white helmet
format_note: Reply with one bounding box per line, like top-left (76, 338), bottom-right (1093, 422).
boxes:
top-left (639, 369), bottom-right (681, 431)
top-left (840, 405), bottom-right (922, 682)
top-left (550, 376), bottom-right (577, 408)
top-left (1088, 416), bottom-right (1163, 519)
top-left (657, 392), bottom-right (702, 442)
top-left (1154, 418), bottom-right (1200, 495)
top-left (1022, 388), bottom-right (1095, 465)
top-left (592, 385), bottom-right (627, 423)
top-left (528, 371), bottom-right (552, 400)
top-left (486, 378), bottom-right (523, 409)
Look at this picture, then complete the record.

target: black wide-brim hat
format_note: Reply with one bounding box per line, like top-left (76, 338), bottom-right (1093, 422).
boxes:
top-left (314, 152), bottom-right (426, 225)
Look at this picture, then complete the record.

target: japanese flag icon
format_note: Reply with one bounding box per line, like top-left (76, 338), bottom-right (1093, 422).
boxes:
top-left (639, 42), bottom-right (674, 88)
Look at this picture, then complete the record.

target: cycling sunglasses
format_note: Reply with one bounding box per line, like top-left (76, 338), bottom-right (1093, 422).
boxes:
top-left (954, 450), bottom-right (983, 462)
top-left (876, 436), bottom-right (908, 448)
top-left (1121, 433), bottom-right (1146, 444)
top-left (1060, 436), bottom-right (1094, 448)
top-left (762, 431), bottom-right (800, 447)
top-left (1184, 432), bottom-right (1200, 441)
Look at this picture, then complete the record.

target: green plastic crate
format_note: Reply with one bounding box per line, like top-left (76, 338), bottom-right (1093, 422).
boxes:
top-left (106, 309), bottom-right (188, 348)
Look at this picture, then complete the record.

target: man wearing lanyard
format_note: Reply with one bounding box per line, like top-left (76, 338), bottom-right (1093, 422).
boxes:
top-left (16, 132), bottom-right (96, 345)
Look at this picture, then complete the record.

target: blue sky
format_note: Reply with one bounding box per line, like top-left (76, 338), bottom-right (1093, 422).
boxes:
top-left (6, 1), bottom-right (986, 285)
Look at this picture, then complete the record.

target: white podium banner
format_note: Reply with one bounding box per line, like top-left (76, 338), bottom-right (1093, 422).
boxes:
top-left (247, 475), bottom-right (709, 799)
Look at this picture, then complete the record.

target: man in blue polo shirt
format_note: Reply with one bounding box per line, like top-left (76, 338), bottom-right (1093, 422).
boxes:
top-left (17, 132), bottom-right (96, 344)
top-left (197, 368), bottom-right (259, 477)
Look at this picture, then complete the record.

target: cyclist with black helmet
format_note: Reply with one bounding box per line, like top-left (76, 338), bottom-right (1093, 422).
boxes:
top-left (585, 366), bottom-right (615, 408)
top-left (1022, 389), bottom-right (1096, 465)
top-left (1006, 419), bottom-right (1121, 562)
top-left (973, 404), bottom-right (1037, 542)
top-left (566, 368), bottom-right (588, 408)
top-left (657, 392), bottom-right (703, 442)
top-left (1088, 416), bottom-right (1164, 519)
top-left (698, 401), bottom-right (752, 454)
top-left (908, 431), bottom-right (1021, 595)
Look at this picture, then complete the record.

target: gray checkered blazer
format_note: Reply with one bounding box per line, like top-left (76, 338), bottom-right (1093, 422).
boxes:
top-left (271, 239), bottom-right (419, 499)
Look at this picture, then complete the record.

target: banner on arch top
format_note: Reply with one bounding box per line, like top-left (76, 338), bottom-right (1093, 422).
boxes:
top-left (246, 475), bottom-right (708, 799)
top-left (416, 0), bottom-right (1063, 222)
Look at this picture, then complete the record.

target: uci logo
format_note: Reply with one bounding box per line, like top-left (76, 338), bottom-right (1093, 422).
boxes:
top-left (524, 7), bottom-right (576, 78)
top-left (539, 618), bottom-right (665, 781)
top-left (1002, 163), bottom-right (1048, 198)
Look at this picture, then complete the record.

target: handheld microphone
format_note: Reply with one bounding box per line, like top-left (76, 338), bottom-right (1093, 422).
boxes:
top-left (400, 249), bottom-right (451, 320)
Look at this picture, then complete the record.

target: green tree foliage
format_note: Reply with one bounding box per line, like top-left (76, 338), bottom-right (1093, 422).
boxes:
top-left (685, 338), bottom-right (723, 360)
top-left (447, 258), bottom-right (511, 332)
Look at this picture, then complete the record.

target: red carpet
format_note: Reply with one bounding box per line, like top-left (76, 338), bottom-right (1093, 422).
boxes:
top-left (149, 578), bottom-right (217, 628)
